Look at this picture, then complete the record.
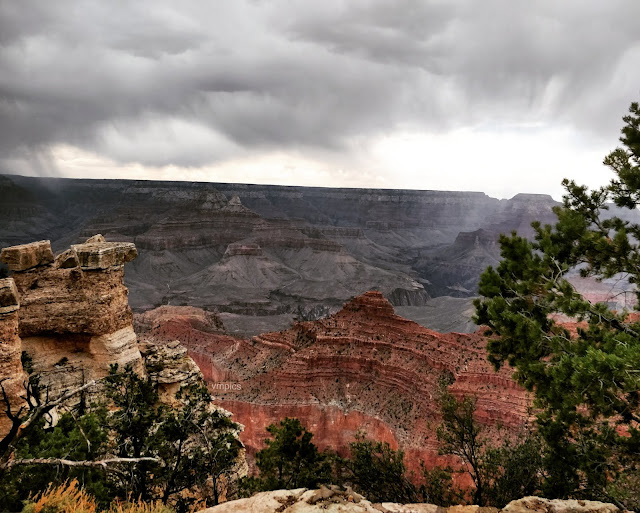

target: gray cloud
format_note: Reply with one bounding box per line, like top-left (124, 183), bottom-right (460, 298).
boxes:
top-left (1, 0), bottom-right (639, 172)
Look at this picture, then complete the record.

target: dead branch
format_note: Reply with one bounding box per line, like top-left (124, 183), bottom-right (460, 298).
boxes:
top-left (1, 379), bottom-right (99, 460)
top-left (2, 456), bottom-right (160, 470)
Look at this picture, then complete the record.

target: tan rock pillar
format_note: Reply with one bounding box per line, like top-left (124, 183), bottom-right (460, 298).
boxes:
top-left (0, 277), bottom-right (26, 438)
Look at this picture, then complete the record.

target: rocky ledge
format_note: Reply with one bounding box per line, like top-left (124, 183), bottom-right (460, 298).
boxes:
top-left (201, 489), bottom-right (626, 513)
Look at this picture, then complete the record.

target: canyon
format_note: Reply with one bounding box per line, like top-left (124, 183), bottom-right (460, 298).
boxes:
top-left (2, 176), bottom-right (636, 490)
top-left (135, 291), bottom-right (530, 473)
top-left (0, 174), bottom-right (569, 336)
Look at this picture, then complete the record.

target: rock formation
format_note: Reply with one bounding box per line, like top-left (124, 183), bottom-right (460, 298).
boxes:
top-left (0, 277), bottom-right (25, 436)
top-left (199, 489), bottom-right (625, 513)
top-left (0, 237), bottom-right (144, 404)
top-left (0, 235), bottom-right (248, 501)
top-left (138, 292), bottom-right (530, 473)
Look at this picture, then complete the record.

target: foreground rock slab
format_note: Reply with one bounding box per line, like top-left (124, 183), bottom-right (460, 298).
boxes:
top-left (200, 490), bottom-right (628, 513)
top-left (502, 497), bottom-right (622, 513)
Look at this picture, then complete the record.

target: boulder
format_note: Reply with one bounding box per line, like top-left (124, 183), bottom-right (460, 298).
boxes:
top-left (54, 248), bottom-right (80, 269)
top-left (72, 240), bottom-right (137, 270)
top-left (0, 240), bottom-right (54, 271)
top-left (85, 234), bottom-right (106, 243)
top-left (502, 497), bottom-right (621, 513)
top-left (0, 277), bottom-right (19, 314)
top-left (199, 487), bottom-right (386, 512)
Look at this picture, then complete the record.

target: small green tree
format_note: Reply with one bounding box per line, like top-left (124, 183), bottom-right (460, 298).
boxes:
top-left (0, 410), bottom-right (112, 511)
top-left (481, 433), bottom-right (544, 507)
top-left (154, 383), bottom-right (242, 508)
top-left (105, 366), bottom-right (242, 510)
top-left (104, 364), bottom-right (164, 502)
top-left (247, 417), bottom-right (331, 492)
top-left (435, 384), bottom-right (544, 506)
top-left (436, 387), bottom-right (487, 505)
top-left (420, 465), bottom-right (462, 506)
top-left (345, 431), bottom-right (418, 503)
top-left (474, 101), bottom-right (640, 508)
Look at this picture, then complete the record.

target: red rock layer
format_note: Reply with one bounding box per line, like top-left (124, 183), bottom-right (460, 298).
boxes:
top-left (137, 292), bottom-right (530, 472)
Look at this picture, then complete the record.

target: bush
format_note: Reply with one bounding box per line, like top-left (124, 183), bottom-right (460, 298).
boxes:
top-left (248, 417), bottom-right (332, 492)
top-left (344, 431), bottom-right (418, 504)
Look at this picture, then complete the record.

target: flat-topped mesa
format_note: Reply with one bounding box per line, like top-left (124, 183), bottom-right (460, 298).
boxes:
top-left (0, 277), bottom-right (26, 437)
top-left (0, 236), bottom-right (144, 403)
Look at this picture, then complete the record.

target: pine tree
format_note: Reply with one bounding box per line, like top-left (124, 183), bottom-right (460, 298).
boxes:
top-left (474, 101), bottom-right (640, 508)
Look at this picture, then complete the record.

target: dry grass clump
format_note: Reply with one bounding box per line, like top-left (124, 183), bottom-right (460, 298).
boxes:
top-left (22, 480), bottom-right (97, 513)
top-left (21, 480), bottom-right (174, 513)
top-left (106, 501), bottom-right (174, 513)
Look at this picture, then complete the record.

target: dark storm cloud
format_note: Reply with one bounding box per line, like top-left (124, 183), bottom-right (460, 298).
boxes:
top-left (0, 0), bottom-right (639, 170)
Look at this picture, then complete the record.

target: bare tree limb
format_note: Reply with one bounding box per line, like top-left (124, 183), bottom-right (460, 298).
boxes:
top-left (1, 379), bottom-right (99, 461)
top-left (18, 380), bottom-right (97, 434)
top-left (2, 456), bottom-right (160, 470)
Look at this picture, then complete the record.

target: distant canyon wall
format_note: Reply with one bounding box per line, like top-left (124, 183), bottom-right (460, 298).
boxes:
top-left (0, 175), bottom-right (567, 335)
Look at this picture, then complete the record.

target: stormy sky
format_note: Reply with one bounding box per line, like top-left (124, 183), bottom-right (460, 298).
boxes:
top-left (1, 1), bottom-right (639, 199)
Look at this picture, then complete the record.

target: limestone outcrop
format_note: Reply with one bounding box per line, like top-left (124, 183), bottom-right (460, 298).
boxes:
top-left (1, 240), bottom-right (54, 271)
top-left (502, 497), bottom-right (621, 513)
top-left (199, 490), bottom-right (626, 513)
top-left (0, 236), bottom-right (144, 414)
top-left (0, 277), bottom-right (26, 436)
top-left (139, 339), bottom-right (203, 401)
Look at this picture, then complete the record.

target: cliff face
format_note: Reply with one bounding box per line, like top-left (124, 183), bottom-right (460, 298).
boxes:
top-left (137, 292), bottom-right (530, 471)
top-left (0, 236), bottom-right (144, 423)
top-left (0, 278), bottom-right (25, 436)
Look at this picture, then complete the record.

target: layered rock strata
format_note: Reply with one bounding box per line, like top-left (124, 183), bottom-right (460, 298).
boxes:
top-left (137, 292), bottom-right (530, 473)
top-left (0, 277), bottom-right (26, 436)
top-left (0, 236), bottom-right (143, 405)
